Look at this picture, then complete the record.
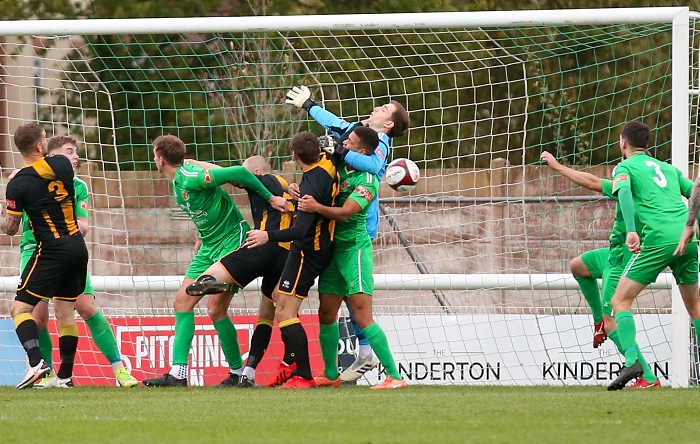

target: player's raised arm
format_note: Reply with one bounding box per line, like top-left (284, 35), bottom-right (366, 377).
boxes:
top-left (540, 151), bottom-right (603, 192)
top-left (207, 165), bottom-right (288, 213)
top-left (286, 85), bottom-right (352, 137)
top-left (185, 158), bottom-right (222, 170)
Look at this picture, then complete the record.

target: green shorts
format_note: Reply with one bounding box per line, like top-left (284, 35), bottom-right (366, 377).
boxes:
top-left (20, 245), bottom-right (94, 297)
top-left (580, 247), bottom-right (609, 280)
top-left (318, 239), bottom-right (374, 297)
top-left (623, 241), bottom-right (698, 286)
top-left (185, 233), bottom-right (245, 288)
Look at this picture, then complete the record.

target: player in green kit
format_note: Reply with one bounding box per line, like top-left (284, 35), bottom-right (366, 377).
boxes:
top-left (298, 126), bottom-right (407, 389)
top-left (143, 135), bottom-right (289, 387)
top-left (540, 150), bottom-right (677, 388)
top-left (19, 136), bottom-right (138, 387)
top-left (607, 121), bottom-right (700, 390)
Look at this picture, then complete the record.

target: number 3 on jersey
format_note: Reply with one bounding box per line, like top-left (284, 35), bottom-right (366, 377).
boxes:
top-left (645, 160), bottom-right (667, 188)
top-left (48, 180), bottom-right (68, 201)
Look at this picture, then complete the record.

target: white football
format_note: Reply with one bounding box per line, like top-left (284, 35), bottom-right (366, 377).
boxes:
top-left (385, 158), bottom-right (420, 192)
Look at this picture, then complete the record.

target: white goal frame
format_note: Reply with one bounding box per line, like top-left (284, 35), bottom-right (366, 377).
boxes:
top-left (0, 7), bottom-right (694, 387)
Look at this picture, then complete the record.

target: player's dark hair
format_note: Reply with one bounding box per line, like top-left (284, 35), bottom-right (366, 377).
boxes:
top-left (353, 126), bottom-right (379, 155)
top-left (47, 135), bottom-right (78, 154)
top-left (387, 100), bottom-right (409, 138)
top-left (13, 123), bottom-right (45, 155)
top-left (291, 131), bottom-right (320, 164)
top-left (153, 135), bottom-right (186, 166)
top-left (620, 121), bottom-right (650, 151)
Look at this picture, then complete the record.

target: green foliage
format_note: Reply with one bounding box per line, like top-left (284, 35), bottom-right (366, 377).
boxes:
top-left (6, 0), bottom-right (697, 168)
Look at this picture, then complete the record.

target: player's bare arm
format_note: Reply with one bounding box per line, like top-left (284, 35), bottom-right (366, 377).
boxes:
top-left (540, 151), bottom-right (603, 192)
top-left (185, 159), bottom-right (222, 169)
top-left (77, 216), bottom-right (89, 236)
top-left (298, 195), bottom-right (362, 222)
top-left (685, 176), bottom-right (700, 226)
top-left (0, 204), bottom-right (22, 235)
top-left (674, 176), bottom-right (700, 255)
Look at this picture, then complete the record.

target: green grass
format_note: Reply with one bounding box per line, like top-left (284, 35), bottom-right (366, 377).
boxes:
top-left (2, 386), bottom-right (699, 443)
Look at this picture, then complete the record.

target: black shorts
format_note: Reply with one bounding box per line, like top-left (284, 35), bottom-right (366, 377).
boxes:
top-left (219, 242), bottom-right (289, 299)
top-left (17, 235), bottom-right (89, 305)
top-left (278, 244), bottom-right (334, 298)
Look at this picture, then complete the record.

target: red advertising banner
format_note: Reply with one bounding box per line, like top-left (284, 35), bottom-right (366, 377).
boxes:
top-left (46, 315), bottom-right (323, 386)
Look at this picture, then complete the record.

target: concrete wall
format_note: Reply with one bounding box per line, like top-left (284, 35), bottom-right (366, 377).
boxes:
top-left (0, 162), bottom-right (676, 315)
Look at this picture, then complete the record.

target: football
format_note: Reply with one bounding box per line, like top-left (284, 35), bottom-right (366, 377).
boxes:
top-left (385, 158), bottom-right (420, 192)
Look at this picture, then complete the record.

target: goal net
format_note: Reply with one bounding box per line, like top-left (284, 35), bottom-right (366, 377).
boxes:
top-left (0, 7), bottom-right (696, 386)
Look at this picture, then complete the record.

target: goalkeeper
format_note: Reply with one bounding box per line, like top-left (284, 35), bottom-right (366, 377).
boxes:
top-left (286, 85), bottom-right (409, 382)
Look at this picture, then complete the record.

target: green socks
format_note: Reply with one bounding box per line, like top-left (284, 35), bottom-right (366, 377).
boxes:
top-left (172, 311), bottom-right (196, 366)
top-left (575, 276), bottom-right (603, 324)
top-left (320, 322), bottom-right (340, 380)
top-left (40, 312), bottom-right (123, 367)
top-left (85, 312), bottom-right (121, 364)
top-left (213, 317), bottom-right (243, 370)
top-left (38, 327), bottom-right (53, 368)
top-left (362, 322), bottom-right (402, 380)
top-left (614, 310), bottom-right (639, 367)
top-left (609, 328), bottom-right (656, 382)
top-left (693, 319), bottom-right (700, 345)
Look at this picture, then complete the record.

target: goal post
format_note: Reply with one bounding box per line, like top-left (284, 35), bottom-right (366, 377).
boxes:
top-left (0, 7), bottom-right (697, 387)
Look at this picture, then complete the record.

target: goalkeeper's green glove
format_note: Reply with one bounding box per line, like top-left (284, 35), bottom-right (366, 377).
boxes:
top-left (285, 85), bottom-right (317, 111)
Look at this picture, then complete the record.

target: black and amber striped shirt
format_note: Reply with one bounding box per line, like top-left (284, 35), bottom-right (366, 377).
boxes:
top-left (267, 153), bottom-right (339, 251)
top-left (5, 155), bottom-right (80, 242)
top-left (246, 174), bottom-right (295, 250)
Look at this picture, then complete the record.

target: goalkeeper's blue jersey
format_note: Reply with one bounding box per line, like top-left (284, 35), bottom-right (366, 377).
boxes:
top-left (309, 106), bottom-right (391, 240)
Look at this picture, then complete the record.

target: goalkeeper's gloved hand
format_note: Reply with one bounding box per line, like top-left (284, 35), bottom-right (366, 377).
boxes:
top-left (285, 85), bottom-right (317, 111)
top-left (321, 138), bottom-right (347, 160)
top-left (318, 135), bottom-right (336, 150)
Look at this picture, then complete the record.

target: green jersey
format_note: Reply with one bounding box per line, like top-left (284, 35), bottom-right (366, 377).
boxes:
top-left (19, 176), bottom-right (89, 251)
top-left (173, 164), bottom-right (275, 245)
top-left (334, 166), bottom-right (379, 244)
top-left (612, 153), bottom-right (692, 246)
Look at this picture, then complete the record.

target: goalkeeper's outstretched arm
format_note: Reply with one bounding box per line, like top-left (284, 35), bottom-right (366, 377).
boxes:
top-left (540, 151), bottom-right (603, 193)
top-left (286, 85), bottom-right (353, 137)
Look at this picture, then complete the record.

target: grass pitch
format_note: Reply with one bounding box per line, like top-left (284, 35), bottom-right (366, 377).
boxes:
top-left (2, 385), bottom-right (699, 443)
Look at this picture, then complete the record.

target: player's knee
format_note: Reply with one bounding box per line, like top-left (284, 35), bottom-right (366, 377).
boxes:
top-left (318, 306), bottom-right (337, 325)
top-left (32, 303), bottom-right (49, 330)
top-left (173, 295), bottom-right (197, 312)
top-left (206, 304), bottom-right (228, 323)
top-left (569, 256), bottom-right (589, 277)
top-left (75, 297), bottom-right (98, 320)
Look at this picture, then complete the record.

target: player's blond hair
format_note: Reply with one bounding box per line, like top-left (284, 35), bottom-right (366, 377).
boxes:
top-left (47, 136), bottom-right (78, 154)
